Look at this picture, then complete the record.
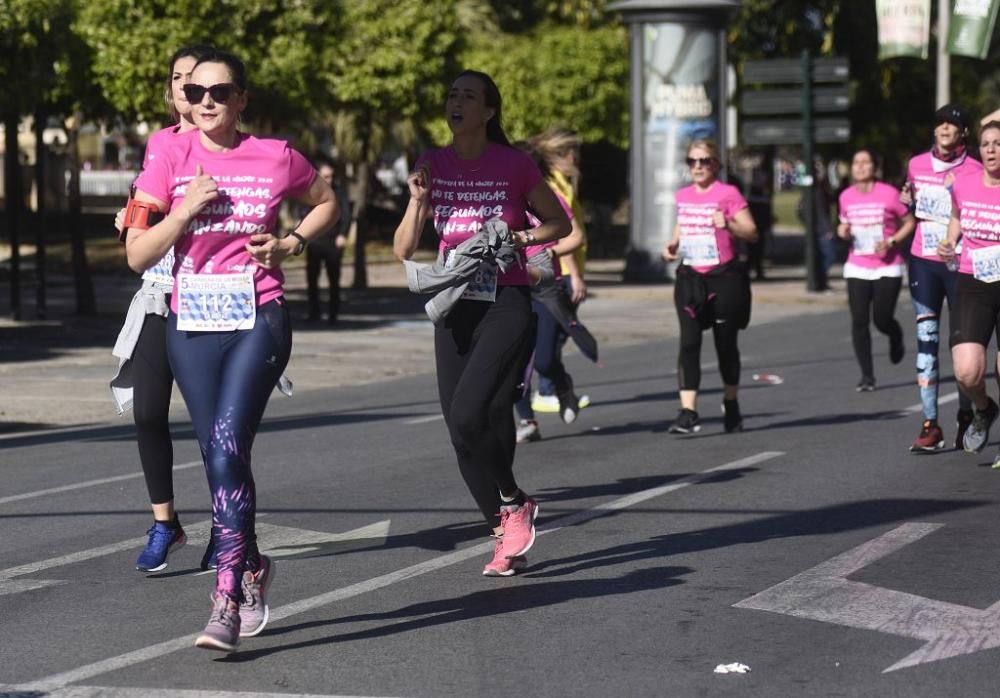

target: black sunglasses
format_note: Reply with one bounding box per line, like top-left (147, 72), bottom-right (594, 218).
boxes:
top-left (685, 157), bottom-right (715, 168)
top-left (182, 83), bottom-right (239, 105)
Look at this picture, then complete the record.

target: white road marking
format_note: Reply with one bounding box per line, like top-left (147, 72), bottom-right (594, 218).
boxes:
top-left (401, 414), bottom-right (444, 424)
top-left (735, 522), bottom-right (1000, 672)
top-left (0, 520), bottom-right (388, 597)
top-left (0, 461), bottom-right (203, 506)
top-left (902, 391), bottom-right (959, 414)
top-left (10, 451), bottom-right (783, 692)
top-left (0, 684), bottom-right (399, 698)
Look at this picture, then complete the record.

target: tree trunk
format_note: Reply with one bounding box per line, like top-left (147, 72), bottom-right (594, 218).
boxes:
top-left (34, 108), bottom-right (47, 319)
top-left (66, 112), bottom-right (95, 315)
top-left (5, 113), bottom-right (23, 320)
top-left (352, 160), bottom-right (370, 290)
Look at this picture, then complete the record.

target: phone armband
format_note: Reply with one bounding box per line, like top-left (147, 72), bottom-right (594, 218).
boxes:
top-left (119, 199), bottom-right (164, 242)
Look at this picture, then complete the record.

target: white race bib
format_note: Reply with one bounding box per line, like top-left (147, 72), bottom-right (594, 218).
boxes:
top-left (142, 249), bottom-right (175, 287)
top-left (971, 246), bottom-right (1000, 283)
top-left (176, 272), bottom-right (256, 331)
top-left (445, 249), bottom-right (497, 302)
top-left (679, 234), bottom-right (721, 267)
top-left (920, 222), bottom-right (947, 257)
top-left (851, 224), bottom-right (884, 256)
top-left (915, 185), bottom-right (952, 224)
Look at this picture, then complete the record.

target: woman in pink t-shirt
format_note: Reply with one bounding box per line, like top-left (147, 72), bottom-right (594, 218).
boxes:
top-left (938, 121), bottom-right (1000, 460)
top-left (662, 139), bottom-right (758, 435)
top-left (393, 70), bottom-right (570, 578)
top-left (901, 104), bottom-right (980, 452)
top-left (126, 49), bottom-right (338, 652)
top-left (836, 148), bottom-right (915, 392)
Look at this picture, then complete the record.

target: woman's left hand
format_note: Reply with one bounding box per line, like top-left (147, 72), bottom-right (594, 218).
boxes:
top-left (246, 233), bottom-right (295, 269)
top-left (712, 210), bottom-right (727, 229)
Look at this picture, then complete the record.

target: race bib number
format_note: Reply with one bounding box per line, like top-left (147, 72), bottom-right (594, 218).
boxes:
top-left (915, 185), bottom-right (952, 224)
top-left (142, 249), bottom-right (175, 287)
top-left (851, 224), bottom-right (884, 256)
top-left (971, 246), bottom-right (1000, 283)
top-left (920, 222), bottom-right (947, 257)
top-left (445, 249), bottom-right (497, 302)
top-left (176, 272), bottom-right (256, 331)
top-left (679, 234), bottom-right (721, 267)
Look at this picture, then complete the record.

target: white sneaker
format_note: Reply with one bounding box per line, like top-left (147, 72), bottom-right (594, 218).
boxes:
top-left (516, 419), bottom-right (542, 443)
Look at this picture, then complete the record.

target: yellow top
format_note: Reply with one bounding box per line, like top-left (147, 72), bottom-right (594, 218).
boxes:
top-left (549, 170), bottom-right (587, 276)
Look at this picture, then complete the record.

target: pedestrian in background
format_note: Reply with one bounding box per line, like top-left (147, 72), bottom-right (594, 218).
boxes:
top-left (837, 148), bottom-right (915, 392)
top-left (663, 138), bottom-right (758, 435)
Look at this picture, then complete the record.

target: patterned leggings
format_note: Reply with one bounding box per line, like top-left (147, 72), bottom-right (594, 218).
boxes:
top-left (167, 300), bottom-right (291, 601)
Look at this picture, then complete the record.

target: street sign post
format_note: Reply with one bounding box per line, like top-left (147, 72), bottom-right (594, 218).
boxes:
top-left (740, 52), bottom-right (850, 291)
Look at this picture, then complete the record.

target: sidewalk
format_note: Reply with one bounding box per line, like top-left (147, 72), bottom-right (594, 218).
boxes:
top-left (0, 255), bottom-right (845, 435)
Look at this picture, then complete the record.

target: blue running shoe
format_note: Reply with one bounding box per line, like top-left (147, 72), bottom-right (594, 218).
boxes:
top-left (135, 522), bottom-right (186, 572)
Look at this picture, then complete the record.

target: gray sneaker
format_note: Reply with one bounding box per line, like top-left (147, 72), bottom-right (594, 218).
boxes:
top-left (963, 398), bottom-right (998, 453)
top-left (239, 555), bottom-right (275, 637)
top-left (195, 593), bottom-right (240, 652)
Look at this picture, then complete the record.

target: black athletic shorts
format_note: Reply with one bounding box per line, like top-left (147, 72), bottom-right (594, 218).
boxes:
top-left (952, 272), bottom-right (1000, 347)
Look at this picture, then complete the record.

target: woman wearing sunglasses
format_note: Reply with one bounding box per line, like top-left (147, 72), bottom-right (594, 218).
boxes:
top-left (394, 70), bottom-right (570, 577)
top-left (662, 139), bottom-right (758, 434)
top-left (111, 44), bottom-right (217, 574)
top-left (125, 49), bottom-right (338, 652)
top-left (836, 148), bottom-right (914, 392)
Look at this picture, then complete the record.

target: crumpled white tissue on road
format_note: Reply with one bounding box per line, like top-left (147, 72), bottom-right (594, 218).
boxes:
top-left (714, 662), bottom-right (751, 674)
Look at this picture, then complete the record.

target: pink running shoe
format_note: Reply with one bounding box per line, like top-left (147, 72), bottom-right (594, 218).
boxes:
top-left (482, 537), bottom-right (529, 576)
top-left (499, 497), bottom-right (538, 558)
top-left (239, 555), bottom-right (275, 637)
top-left (195, 593), bottom-right (241, 652)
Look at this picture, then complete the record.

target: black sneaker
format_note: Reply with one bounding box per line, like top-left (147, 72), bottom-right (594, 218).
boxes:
top-left (722, 399), bottom-right (743, 433)
top-left (963, 398), bottom-right (998, 453)
top-left (889, 333), bottom-right (905, 364)
top-left (955, 408), bottom-right (974, 450)
top-left (669, 408), bottom-right (701, 434)
top-left (856, 376), bottom-right (875, 392)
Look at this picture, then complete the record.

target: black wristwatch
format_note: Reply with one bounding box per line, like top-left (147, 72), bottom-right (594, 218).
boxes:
top-left (289, 231), bottom-right (308, 256)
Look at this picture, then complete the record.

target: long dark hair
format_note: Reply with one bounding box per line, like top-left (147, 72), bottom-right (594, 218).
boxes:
top-left (164, 45), bottom-right (214, 121)
top-left (455, 70), bottom-right (510, 147)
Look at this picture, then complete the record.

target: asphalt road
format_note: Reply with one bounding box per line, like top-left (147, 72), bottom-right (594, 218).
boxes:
top-left (3, 303), bottom-right (1000, 697)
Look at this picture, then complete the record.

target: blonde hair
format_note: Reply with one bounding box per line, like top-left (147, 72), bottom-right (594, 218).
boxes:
top-left (687, 139), bottom-right (720, 163)
top-left (531, 127), bottom-right (582, 178)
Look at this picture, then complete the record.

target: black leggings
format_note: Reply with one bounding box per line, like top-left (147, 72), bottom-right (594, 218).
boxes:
top-left (847, 276), bottom-right (903, 379)
top-left (675, 271), bottom-right (750, 391)
top-left (132, 313), bottom-right (175, 505)
top-left (435, 285), bottom-right (532, 528)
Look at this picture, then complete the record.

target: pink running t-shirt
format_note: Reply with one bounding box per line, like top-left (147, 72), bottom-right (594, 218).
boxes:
top-left (951, 171), bottom-right (1000, 278)
top-left (906, 151), bottom-right (982, 262)
top-left (417, 143), bottom-right (543, 286)
top-left (143, 125), bottom-right (181, 170)
top-left (674, 181), bottom-right (748, 274)
top-left (839, 182), bottom-right (908, 270)
top-left (135, 129), bottom-right (316, 310)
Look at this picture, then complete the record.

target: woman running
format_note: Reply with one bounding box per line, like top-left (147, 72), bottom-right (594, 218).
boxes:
top-left (126, 49), bottom-right (338, 651)
top-left (663, 139), bottom-right (757, 434)
top-left (939, 121), bottom-right (1000, 463)
top-left (526, 128), bottom-right (590, 421)
top-left (903, 104), bottom-right (980, 451)
top-left (393, 70), bottom-right (570, 576)
top-left (837, 148), bottom-right (915, 392)
top-left (111, 44), bottom-right (216, 573)
top-left (512, 139), bottom-right (586, 443)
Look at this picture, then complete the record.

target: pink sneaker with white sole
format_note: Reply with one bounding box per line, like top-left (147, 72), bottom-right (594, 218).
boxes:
top-left (499, 497), bottom-right (538, 558)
